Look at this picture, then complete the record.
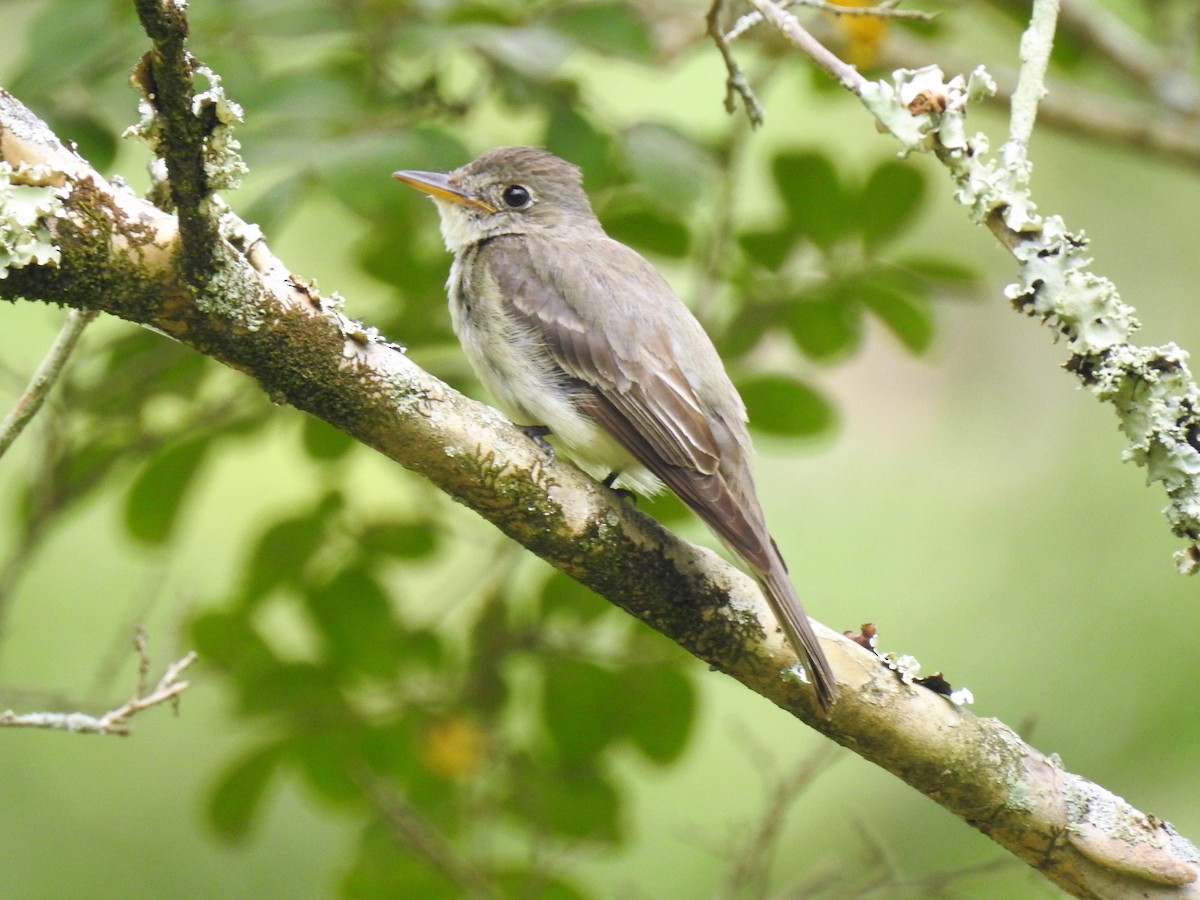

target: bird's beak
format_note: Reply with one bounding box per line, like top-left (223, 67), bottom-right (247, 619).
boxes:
top-left (392, 169), bottom-right (497, 213)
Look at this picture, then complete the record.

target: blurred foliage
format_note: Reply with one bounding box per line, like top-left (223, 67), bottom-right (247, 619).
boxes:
top-left (0, 0), bottom-right (998, 896)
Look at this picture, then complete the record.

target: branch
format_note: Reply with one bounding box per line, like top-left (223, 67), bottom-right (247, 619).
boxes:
top-left (1007, 0), bottom-right (1058, 148)
top-left (708, 0), bottom-right (766, 127)
top-left (0, 307), bottom-right (97, 460)
top-left (129, 0), bottom-right (245, 290)
top-left (726, 0), bottom-right (935, 42)
top-left (835, 4), bottom-right (1200, 169)
top-left (0, 632), bottom-right (196, 736)
top-left (1, 86), bottom-right (1196, 897)
top-left (984, 0), bottom-right (1200, 114)
top-left (358, 768), bottom-right (500, 900)
top-left (747, 0), bottom-right (1200, 577)
top-left (736, 2), bottom-right (1200, 895)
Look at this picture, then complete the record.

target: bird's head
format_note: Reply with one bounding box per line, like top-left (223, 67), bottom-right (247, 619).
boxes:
top-left (394, 146), bottom-right (598, 252)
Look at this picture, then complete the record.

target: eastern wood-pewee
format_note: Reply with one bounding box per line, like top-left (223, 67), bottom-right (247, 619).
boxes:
top-left (394, 146), bottom-right (837, 709)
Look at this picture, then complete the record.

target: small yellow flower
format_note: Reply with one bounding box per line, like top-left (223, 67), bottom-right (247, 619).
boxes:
top-left (833, 0), bottom-right (889, 69)
top-left (420, 716), bottom-right (487, 780)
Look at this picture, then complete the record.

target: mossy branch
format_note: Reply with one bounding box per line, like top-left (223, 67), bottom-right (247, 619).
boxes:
top-left (745, 0), bottom-right (1200, 574)
top-left (1, 84), bottom-right (1196, 897)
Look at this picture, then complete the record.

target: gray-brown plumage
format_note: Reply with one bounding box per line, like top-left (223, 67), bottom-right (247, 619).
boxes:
top-left (394, 146), bottom-right (837, 709)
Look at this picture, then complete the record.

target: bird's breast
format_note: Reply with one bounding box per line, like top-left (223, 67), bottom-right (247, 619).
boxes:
top-left (446, 245), bottom-right (658, 492)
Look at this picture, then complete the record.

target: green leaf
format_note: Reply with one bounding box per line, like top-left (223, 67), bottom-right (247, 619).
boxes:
top-left (543, 658), bottom-right (623, 763)
top-left (291, 730), bottom-right (362, 805)
top-left (738, 228), bottom-right (795, 271)
top-left (738, 374), bottom-right (836, 438)
top-left (344, 821), bottom-right (461, 900)
top-left (358, 521), bottom-right (439, 560)
top-left (47, 111), bottom-right (118, 173)
top-left (538, 570), bottom-right (611, 622)
top-left (10, 0), bottom-right (138, 96)
top-left (495, 869), bottom-right (591, 900)
top-left (859, 278), bottom-right (935, 354)
top-left (241, 511), bottom-right (329, 603)
top-left (602, 206), bottom-right (690, 258)
top-left (717, 298), bottom-right (789, 359)
top-left (897, 255), bottom-right (979, 287)
top-left (123, 436), bottom-right (210, 545)
top-left (240, 173), bottom-right (307, 235)
top-left (242, 662), bottom-right (348, 720)
top-left (622, 123), bottom-right (715, 209)
top-left (306, 568), bottom-right (400, 678)
top-left (481, 24), bottom-right (574, 81)
top-left (772, 151), bottom-right (852, 249)
top-left (785, 288), bottom-right (863, 360)
top-left (466, 595), bottom-right (511, 718)
top-left (548, 4), bottom-right (655, 61)
top-left (859, 159), bottom-right (926, 248)
top-left (189, 610), bottom-right (278, 678)
top-left (78, 330), bottom-right (207, 414)
top-left (325, 127), bottom-right (467, 222)
top-left (544, 103), bottom-right (615, 188)
top-left (207, 742), bottom-right (286, 842)
top-left (510, 763), bottom-right (621, 843)
top-left (618, 664), bottom-right (695, 764)
top-left (300, 415), bottom-right (356, 461)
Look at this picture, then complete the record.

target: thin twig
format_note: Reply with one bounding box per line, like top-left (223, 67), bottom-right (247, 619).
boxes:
top-left (708, 0), bottom-right (766, 127)
top-left (727, 0), bottom-right (935, 43)
top-left (358, 768), bottom-right (500, 900)
top-left (0, 645), bottom-right (197, 736)
top-left (0, 308), bottom-right (97, 461)
top-left (985, 0), bottom-right (1200, 114)
top-left (746, 0), bottom-right (869, 92)
top-left (875, 35), bottom-right (1200, 171)
top-left (719, 741), bottom-right (841, 899)
top-left (788, 0), bottom-right (933, 20)
top-left (1008, 0), bottom-right (1060, 148)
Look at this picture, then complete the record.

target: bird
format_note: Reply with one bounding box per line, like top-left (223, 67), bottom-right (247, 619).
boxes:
top-left (393, 146), bottom-right (837, 710)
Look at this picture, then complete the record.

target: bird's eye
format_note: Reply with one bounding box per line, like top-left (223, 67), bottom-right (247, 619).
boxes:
top-left (501, 185), bottom-right (532, 209)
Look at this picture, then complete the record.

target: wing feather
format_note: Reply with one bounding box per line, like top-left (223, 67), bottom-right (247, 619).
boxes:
top-left (477, 233), bottom-right (837, 708)
top-left (481, 234), bottom-right (768, 567)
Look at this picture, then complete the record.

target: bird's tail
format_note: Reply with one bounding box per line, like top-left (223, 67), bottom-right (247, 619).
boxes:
top-left (665, 467), bottom-right (840, 710)
top-left (752, 545), bottom-right (838, 711)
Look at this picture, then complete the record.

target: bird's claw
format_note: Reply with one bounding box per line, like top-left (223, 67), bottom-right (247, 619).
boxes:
top-left (602, 472), bottom-right (638, 504)
top-left (518, 424), bottom-right (554, 460)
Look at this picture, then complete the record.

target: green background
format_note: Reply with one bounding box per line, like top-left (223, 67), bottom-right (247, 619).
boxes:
top-left (2, 1), bottom-right (1198, 897)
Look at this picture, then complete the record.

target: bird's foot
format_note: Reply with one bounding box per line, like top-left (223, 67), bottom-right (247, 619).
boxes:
top-left (518, 425), bottom-right (554, 460)
top-left (602, 472), bottom-right (637, 504)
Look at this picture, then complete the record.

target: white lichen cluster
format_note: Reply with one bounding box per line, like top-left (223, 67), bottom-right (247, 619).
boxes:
top-left (191, 66), bottom-right (247, 191)
top-left (860, 630), bottom-right (975, 707)
top-left (860, 65), bottom-right (997, 162)
top-left (0, 162), bottom-right (64, 277)
top-left (123, 64), bottom-right (247, 192)
top-left (865, 65), bottom-right (1200, 573)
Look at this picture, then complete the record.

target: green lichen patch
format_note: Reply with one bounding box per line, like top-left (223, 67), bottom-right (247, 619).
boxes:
top-left (0, 162), bottom-right (65, 276)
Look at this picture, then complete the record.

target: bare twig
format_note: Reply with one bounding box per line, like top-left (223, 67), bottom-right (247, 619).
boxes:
top-left (985, 0), bottom-right (1200, 114)
top-left (0, 308), bottom-right (97, 461)
top-left (786, 0), bottom-right (933, 20)
top-left (358, 769), bottom-right (499, 900)
top-left (0, 641), bottom-right (197, 736)
top-left (1008, 0), bottom-right (1059, 148)
top-left (708, 0), bottom-right (766, 127)
top-left (746, 0), bottom-right (870, 90)
top-left (726, 0), bottom-right (935, 43)
top-left (719, 741), bottom-right (841, 899)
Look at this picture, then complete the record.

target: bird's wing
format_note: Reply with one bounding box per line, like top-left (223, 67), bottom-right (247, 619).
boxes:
top-left (480, 234), bottom-right (773, 572)
top-left (480, 234), bottom-right (837, 708)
